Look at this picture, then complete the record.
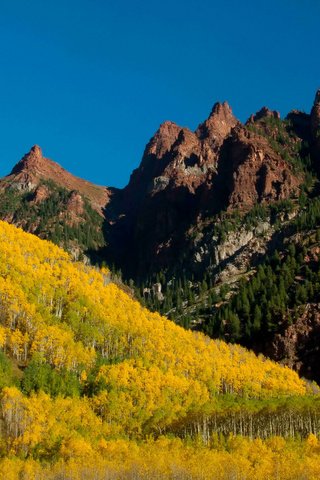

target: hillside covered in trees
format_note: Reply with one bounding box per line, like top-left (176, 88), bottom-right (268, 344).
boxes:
top-left (2, 91), bottom-right (320, 384)
top-left (0, 221), bottom-right (319, 478)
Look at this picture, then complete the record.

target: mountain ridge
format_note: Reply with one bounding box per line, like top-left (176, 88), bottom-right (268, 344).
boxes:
top-left (4, 144), bottom-right (110, 215)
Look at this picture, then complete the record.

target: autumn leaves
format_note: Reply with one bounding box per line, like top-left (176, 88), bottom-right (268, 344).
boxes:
top-left (0, 220), bottom-right (318, 478)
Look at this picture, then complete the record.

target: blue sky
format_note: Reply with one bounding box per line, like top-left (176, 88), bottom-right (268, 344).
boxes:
top-left (0, 0), bottom-right (319, 187)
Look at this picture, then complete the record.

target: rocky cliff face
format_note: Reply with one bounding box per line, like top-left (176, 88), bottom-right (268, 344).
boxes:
top-left (126, 102), bottom-right (238, 202)
top-left (105, 100), bottom-right (303, 278)
top-left (214, 125), bottom-right (301, 211)
top-left (269, 303), bottom-right (320, 384)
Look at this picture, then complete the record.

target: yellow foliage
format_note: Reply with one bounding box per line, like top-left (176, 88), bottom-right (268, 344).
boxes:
top-left (0, 220), bottom-right (306, 399)
top-left (0, 220), bottom-right (317, 477)
top-left (0, 435), bottom-right (319, 479)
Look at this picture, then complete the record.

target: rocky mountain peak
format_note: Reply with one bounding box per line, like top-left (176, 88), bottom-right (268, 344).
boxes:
top-left (10, 145), bottom-right (46, 175)
top-left (196, 101), bottom-right (238, 144)
top-left (247, 107), bottom-right (280, 124)
top-left (4, 146), bottom-right (110, 214)
top-left (210, 101), bottom-right (233, 116)
top-left (145, 121), bottom-right (182, 159)
top-left (30, 144), bottom-right (42, 156)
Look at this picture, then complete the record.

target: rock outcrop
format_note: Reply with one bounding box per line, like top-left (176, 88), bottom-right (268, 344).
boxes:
top-left (196, 101), bottom-right (239, 145)
top-left (247, 106), bottom-right (280, 124)
top-left (4, 145), bottom-right (110, 214)
top-left (269, 303), bottom-right (320, 384)
top-left (213, 125), bottom-right (301, 211)
top-left (125, 102), bottom-right (238, 201)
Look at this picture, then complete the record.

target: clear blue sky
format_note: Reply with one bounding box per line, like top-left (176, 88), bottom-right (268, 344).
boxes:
top-left (0, 0), bottom-right (319, 188)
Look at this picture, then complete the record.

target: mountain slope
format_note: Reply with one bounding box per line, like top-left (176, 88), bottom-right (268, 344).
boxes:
top-left (0, 90), bottom-right (320, 383)
top-left (0, 220), bottom-right (305, 400)
top-left (0, 146), bottom-right (110, 255)
top-left (0, 220), bottom-right (319, 478)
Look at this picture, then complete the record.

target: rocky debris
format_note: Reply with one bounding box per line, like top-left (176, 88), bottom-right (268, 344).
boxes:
top-left (213, 223), bottom-right (271, 269)
top-left (212, 228), bottom-right (255, 265)
top-left (269, 303), bottom-right (320, 383)
top-left (3, 145), bottom-right (110, 214)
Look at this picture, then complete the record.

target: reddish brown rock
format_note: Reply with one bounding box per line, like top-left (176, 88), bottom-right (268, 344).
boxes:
top-left (214, 126), bottom-right (301, 210)
top-left (247, 106), bottom-right (280, 124)
top-left (269, 304), bottom-right (320, 383)
top-left (67, 191), bottom-right (84, 217)
top-left (61, 191), bottom-right (86, 226)
top-left (146, 121), bottom-right (181, 158)
top-left (4, 145), bottom-right (110, 214)
top-left (31, 184), bottom-right (50, 204)
top-left (106, 101), bottom-right (302, 278)
top-left (196, 101), bottom-right (239, 145)
top-left (127, 102), bottom-right (238, 201)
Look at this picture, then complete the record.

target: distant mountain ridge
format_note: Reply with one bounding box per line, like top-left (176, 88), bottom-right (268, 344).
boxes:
top-left (0, 145), bottom-right (107, 255)
top-left (5, 144), bottom-right (110, 213)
